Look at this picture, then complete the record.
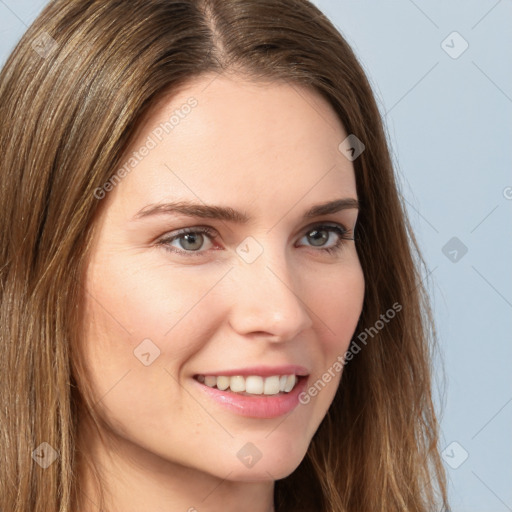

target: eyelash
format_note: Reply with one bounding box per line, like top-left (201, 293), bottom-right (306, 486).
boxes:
top-left (156, 223), bottom-right (354, 257)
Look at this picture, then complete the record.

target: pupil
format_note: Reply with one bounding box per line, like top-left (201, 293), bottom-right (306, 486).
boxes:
top-left (180, 233), bottom-right (203, 251)
top-left (308, 229), bottom-right (328, 246)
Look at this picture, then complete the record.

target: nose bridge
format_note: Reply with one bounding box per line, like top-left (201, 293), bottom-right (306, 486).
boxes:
top-left (228, 242), bottom-right (313, 340)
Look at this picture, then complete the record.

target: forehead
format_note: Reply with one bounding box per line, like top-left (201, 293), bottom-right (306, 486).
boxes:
top-left (111, 74), bottom-right (356, 215)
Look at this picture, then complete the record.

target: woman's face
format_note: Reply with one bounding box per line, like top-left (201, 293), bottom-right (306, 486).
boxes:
top-left (82, 73), bottom-right (364, 482)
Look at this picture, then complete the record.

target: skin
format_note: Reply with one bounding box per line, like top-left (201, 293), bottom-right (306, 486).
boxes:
top-left (79, 73), bottom-right (365, 512)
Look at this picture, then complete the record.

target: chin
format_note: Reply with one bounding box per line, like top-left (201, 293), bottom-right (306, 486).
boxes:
top-left (224, 461), bottom-right (303, 482)
top-left (226, 444), bottom-right (308, 482)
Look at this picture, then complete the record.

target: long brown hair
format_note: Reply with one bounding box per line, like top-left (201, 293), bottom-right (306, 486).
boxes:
top-left (0, 0), bottom-right (448, 510)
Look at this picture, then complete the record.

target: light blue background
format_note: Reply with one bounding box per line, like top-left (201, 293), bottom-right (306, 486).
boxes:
top-left (1, 1), bottom-right (510, 511)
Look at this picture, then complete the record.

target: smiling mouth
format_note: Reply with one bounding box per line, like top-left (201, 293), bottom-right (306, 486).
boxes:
top-left (194, 374), bottom-right (303, 396)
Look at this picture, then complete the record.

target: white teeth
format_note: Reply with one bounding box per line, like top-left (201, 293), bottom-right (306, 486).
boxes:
top-left (284, 374), bottom-right (296, 392)
top-left (229, 375), bottom-right (245, 393)
top-left (245, 376), bottom-right (264, 394)
top-left (216, 376), bottom-right (230, 391)
top-left (263, 375), bottom-right (280, 395)
top-left (198, 374), bottom-right (299, 395)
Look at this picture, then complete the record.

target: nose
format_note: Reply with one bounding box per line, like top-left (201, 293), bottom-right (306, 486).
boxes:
top-left (227, 252), bottom-right (314, 342)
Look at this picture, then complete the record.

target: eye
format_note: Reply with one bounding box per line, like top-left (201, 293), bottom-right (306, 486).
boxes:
top-left (157, 226), bottom-right (217, 255)
top-left (156, 222), bottom-right (354, 257)
top-left (296, 223), bottom-right (353, 254)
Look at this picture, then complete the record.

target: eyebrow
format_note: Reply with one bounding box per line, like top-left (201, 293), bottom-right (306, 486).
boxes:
top-left (132, 197), bottom-right (359, 223)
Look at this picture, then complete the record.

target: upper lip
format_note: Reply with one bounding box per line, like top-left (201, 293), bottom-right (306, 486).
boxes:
top-left (194, 365), bottom-right (309, 378)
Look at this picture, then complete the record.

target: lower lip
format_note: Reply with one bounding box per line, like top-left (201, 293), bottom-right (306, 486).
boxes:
top-left (194, 377), bottom-right (308, 419)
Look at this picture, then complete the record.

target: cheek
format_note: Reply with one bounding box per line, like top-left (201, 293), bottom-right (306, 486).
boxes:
top-left (309, 262), bottom-right (365, 354)
top-left (83, 248), bottom-right (231, 343)
top-left (78, 255), bottom-right (235, 428)
top-left (79, 262), bottom-right (214, 447)
top-left (292, 261), bottom-right (364, 418)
